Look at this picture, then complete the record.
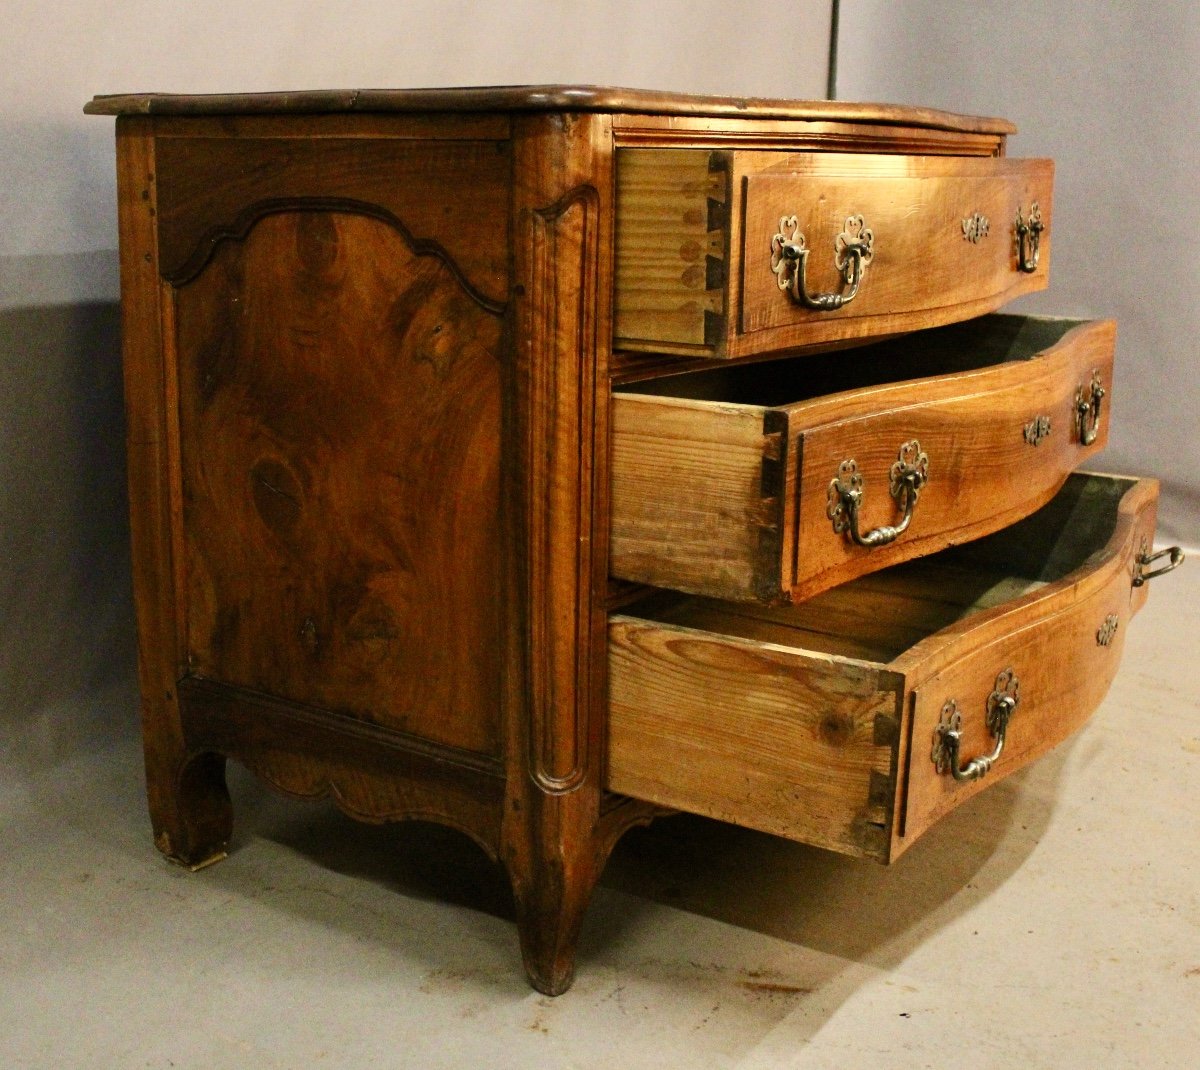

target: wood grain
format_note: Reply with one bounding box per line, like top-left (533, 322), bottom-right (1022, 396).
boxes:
top-left (614, 150), bottom-right (1051, 358)
top-left (894, 475), bottom-right (1160, 853)
top-left (175, 211), bottom-right (505, 756)
top-left (607, 475), bottom-right (1160, 863)
top-left (144, 112), bottom-right (511, 141)
top-left (115, 117), bottom-right (232, 868)
top-left (789, 318), bottom-right (1112, 601)
top-left (155, 135), bottom-right (510, 304)
top-left (86, 86), bottom-right (1017, 135)
top-left (608, 615), bottom-right (903, 860)
top-left (610, 315), bottom-right (1113, 603)
top-left (609, 396), bottom-right (779, 598)
top-left (179, 676), bottom-right (505, 855)
top-left (739, 154), bottom-right (1053, 342)
top-left (499, 111), bottom-right (616, 996)
top-left (97, 92), bottom-right (1152, 994)
top-left (612, 115), bottom-right (1006, 157)
top-left (613, 148), bottom-right (728, 349)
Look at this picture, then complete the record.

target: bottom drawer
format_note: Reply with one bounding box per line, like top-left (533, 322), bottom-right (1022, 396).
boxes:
top-left (607, 474), bottom-right (1176, 862)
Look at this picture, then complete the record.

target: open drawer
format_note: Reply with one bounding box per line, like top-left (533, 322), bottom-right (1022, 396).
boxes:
top-left (607, 474), bottom-right (1181, 863)
top-left (614, 148), bottom-right (1052, 359)
top-left (611, 314), bottom-right (1114, 603)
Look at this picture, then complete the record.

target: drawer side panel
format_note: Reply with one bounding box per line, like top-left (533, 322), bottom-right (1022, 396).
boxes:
top-left (614, 148), bottom-right (730, 354)
top-left (607, 616), bottom-right (903, 860)
top-left (610, 397), bottom-right (784, 600)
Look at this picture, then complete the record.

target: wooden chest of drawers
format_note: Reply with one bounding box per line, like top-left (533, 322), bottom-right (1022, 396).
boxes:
top-left (87, 86), bottom-right (1180, 995)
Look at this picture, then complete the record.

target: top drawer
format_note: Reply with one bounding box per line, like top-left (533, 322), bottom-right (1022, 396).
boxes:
top-left (614, 149), bottom-right (1053, 360)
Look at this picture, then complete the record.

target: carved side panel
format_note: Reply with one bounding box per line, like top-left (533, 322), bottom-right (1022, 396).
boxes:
top-left (175, 210), bottom-right (505, 756)
top-left (155, 136), bottom-right (510, 307)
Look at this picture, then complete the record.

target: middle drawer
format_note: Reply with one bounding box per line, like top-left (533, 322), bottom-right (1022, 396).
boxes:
top-left (611, 314), bottom-right (1114, 603)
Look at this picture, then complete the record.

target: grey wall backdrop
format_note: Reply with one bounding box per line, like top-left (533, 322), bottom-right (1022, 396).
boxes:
top-left (0, 2), bottom-right (833, 784)
top-left (837, 0), bottom-right (1199, 550)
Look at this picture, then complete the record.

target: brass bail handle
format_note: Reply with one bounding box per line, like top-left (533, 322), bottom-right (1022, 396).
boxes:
top-left (1015, 201), bottom-right (1044, 273)
top-left (827, 439), bottom-right (929, 548)
top-left (932, 669), bottom-right (1021, 782)
top-left (1134, 543), bottom-right (1184, 586)
top-left (771, 213), bottom-right (875, 311)
top-left (1075, 369), bottom-right (1105, 446)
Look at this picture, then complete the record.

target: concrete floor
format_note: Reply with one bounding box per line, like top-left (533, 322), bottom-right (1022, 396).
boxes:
top-left (2, 558), bottom-right (1198, 1069)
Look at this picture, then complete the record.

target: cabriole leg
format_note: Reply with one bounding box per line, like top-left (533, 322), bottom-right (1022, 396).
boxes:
top-left (505, 845), bottom-right (602, 995)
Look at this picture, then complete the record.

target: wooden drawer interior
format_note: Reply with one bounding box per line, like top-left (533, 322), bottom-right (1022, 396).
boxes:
top-left (608, 474), bottom-right (1157, 862)
top-left (611, 314), bottom-right (1113, 603)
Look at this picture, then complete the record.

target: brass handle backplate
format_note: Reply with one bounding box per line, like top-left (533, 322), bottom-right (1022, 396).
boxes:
top-left (1075, 369), bottom-right (1105, 445)
top-left (827, 439), bottom-right (928, 548)
top-left (771, 213), bottom-right (875, 311)
top-left (1015, 201), bottom-right (1044, 273)
top-left (932, 669), bottom-right (1021, 782)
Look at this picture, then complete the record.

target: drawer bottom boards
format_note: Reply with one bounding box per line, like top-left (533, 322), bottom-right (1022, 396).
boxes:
top-left (607, 474), bottom-right (1159, 862)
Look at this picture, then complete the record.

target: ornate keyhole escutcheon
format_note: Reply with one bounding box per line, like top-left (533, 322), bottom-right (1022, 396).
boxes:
top-left (1024, 414), bottom-right (1052, 446)
top-left (962, 212), bottom-right (990, 243)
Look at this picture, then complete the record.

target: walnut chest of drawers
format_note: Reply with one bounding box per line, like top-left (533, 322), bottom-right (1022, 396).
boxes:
top-left (87, 86), bottom-right (1180, 994)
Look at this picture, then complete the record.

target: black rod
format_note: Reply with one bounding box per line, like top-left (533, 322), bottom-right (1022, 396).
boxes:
top-left (827, 0), bottom-right (840, 100)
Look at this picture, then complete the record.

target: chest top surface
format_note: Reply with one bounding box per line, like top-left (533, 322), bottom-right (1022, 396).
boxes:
top-left (84, 83), bottom-right (1014, 135)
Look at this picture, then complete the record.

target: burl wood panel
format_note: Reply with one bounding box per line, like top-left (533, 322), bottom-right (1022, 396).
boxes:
top-left (175, 210), bottom-right (505, 756)
top-left (154, 136), bottom-right (509, 306)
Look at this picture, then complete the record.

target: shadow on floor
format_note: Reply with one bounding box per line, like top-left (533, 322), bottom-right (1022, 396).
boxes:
top-left (596, 753), bottom-right (1061, 966)
top-left (210, 731), bottom-right (1070, 992)
top-left (225, 762), bottom-right (518, 924)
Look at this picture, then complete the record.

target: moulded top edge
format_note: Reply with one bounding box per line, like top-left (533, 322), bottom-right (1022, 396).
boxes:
top-left (83, 84), bottom-right (1016, 135)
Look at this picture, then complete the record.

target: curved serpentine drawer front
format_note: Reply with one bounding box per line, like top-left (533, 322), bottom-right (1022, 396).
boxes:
top-left (611, 315), bottom-right (1114, 603)
top-left (614, 149), bottom-right (1052, 359)
top-left (607, 474), bottom-right (1161, 863)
